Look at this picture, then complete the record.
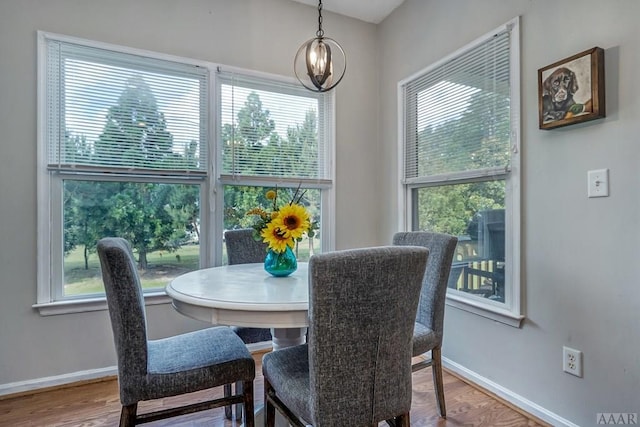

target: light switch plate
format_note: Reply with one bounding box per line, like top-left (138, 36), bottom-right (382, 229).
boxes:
top-left (588, 169), bottom-right (609, 198)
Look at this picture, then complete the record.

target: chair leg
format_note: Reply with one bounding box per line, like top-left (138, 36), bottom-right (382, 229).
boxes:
top-left (395, 413), bottom-right (411, 427)
top-left (242, 379), bottom-right (255, 427)
top-left (235, 380), bottom-right (244, 420)
top-left (224, 383), bottom-right (233, 419)
top-left (432, 347), bottom-right (446, 418)
top-left (264, 378), bottom-right (276, 427)
top-left (225, 381), bottom-right (247, 421)
top-left (119, 403), bottom-right (137, 427)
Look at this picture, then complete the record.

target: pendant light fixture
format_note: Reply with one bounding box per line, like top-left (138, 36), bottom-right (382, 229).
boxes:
top-left (294, 0), bottom-right (346, 92)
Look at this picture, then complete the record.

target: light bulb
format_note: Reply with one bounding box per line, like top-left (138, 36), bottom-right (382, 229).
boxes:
top-left (295, 36), bottom-right (346, 92)
top-left (310, 42), bottom-right (328, 79)
top-left (305, 39), bottom-right (332, 89)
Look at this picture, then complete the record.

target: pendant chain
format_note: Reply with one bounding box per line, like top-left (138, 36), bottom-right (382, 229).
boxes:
top-left (316, 1), bottom-right (324, 38)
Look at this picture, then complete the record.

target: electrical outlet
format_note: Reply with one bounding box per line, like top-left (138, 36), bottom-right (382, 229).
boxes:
top-left (563, 346), bottom-right (583, 377)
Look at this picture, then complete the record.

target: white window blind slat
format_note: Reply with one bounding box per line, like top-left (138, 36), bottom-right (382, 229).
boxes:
top-left (46, 39), bottom-right (208, 176)
top-left (403, 29), bottom-right (512, 181)
top-left (217, 70), bottom-right (328, 180)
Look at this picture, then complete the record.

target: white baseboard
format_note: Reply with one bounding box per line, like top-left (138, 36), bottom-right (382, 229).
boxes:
top-left (442, 357), bottom-right (579, 427)
top-left (0, 366), bottom-right (117, 398)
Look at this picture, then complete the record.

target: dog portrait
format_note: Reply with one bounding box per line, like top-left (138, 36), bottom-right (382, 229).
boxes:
top-left (542, 67), bottom-right (586, 122)
top-left (538, 47), bottom-right (605, 129)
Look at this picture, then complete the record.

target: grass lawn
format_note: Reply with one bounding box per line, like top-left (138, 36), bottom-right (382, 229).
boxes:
top-left (63, 237), bottom-right (319, 297)
top-left (63, 244), bottom-right (201, 296)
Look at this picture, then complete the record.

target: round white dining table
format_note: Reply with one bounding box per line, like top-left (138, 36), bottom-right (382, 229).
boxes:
top-left (166, 262), bottom-right (309, 350)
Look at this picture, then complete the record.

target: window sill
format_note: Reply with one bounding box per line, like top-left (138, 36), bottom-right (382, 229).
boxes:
top-left (446, 292), bottom-right (524, 328)
top-left (33, 292), bottom-right (171, 316)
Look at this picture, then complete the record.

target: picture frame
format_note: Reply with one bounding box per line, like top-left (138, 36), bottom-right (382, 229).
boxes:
top-left (538, 47), bottom-right (605, 130)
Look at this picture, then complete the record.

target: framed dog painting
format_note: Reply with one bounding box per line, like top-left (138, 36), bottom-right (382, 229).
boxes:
top-left (538, 47), bottom-right (605, 130)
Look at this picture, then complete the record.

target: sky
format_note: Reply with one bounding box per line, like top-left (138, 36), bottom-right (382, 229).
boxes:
top-left (64, 59), bottom-right (318, 151)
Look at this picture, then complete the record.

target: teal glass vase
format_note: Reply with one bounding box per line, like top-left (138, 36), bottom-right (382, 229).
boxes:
top-left (264, 246), bottom-right (298, 277)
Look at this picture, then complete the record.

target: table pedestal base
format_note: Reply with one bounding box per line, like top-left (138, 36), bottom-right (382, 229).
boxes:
top-left (271, 327), bottom-right (306, 351)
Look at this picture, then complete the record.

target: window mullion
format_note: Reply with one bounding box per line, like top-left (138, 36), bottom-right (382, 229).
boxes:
top-left (403, 167), bottom-right (509, 186)
top-left (218, 174), bottom-right (332, 189)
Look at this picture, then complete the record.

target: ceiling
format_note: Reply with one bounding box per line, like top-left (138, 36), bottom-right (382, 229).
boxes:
top-left (289, 0), bottom-right (405, 24)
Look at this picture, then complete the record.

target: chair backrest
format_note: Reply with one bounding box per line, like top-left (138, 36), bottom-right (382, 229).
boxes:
top-left (224, 228), bottom-right (268, 265)
top-left (307, 246), bottom-right (428, 425)
top-left (97, 237), bottom-right (149, 388)
top-left (392, 232), bottom-right (458, 340)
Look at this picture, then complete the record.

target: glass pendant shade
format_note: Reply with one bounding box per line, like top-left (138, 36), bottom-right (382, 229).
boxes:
top-left (295, 36), bottom-right (345, 92)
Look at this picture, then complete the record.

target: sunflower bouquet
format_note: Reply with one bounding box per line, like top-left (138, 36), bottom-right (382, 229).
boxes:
top-left (247, 186), bottom-right (316, 254)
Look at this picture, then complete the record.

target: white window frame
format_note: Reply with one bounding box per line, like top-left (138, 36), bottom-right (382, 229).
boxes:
top-left (397, 17), bottom-right (523, 327)
top-left (35, 32), bottom-right (335, 315)
top-left (212, 66), bottom-right (336, 266)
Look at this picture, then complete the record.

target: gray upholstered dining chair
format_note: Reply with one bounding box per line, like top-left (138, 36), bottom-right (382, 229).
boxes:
top-left (97, 237), bottom-right (255, 427)
top-left (223, 228), bottom-right (272, 420)
top-left (224, 228), bottom-right (273, 345)
top-left (392, 231), bottom-right (458, 418)
top-left (262, 245), bottom-right (429, 427)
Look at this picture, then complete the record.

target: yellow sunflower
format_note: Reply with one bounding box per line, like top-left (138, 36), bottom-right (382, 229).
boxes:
top-left (261, 221), bottom-right (295, 253)
top-left (276, 204), bottom-right (310, 239)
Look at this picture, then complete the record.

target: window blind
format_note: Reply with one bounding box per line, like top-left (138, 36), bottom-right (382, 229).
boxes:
top-left (217, 70), bottom-right (330, 182)
top-left (403, 28), bottom-right (512, 183)
top-left (45, 38), bottom-right (208, 176)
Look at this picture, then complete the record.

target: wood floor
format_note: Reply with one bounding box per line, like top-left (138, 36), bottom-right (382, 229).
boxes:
top-left (0, 352), bottom-right (549, 427)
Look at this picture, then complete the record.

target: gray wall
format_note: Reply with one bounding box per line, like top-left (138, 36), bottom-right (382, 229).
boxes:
top-left (378, 1), bottom-right (640, 426)
top-left (2, 0), bottom-right (639, 426)
top-left (0, 0), bottom-right (378, 386)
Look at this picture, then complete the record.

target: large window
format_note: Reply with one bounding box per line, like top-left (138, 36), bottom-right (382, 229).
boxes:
top-left (215, 71), bottom-right (333, 265)
top-left (399, 18), bottom-right (522, 325)
top-left (36, 33), bottom-right (334, 314)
